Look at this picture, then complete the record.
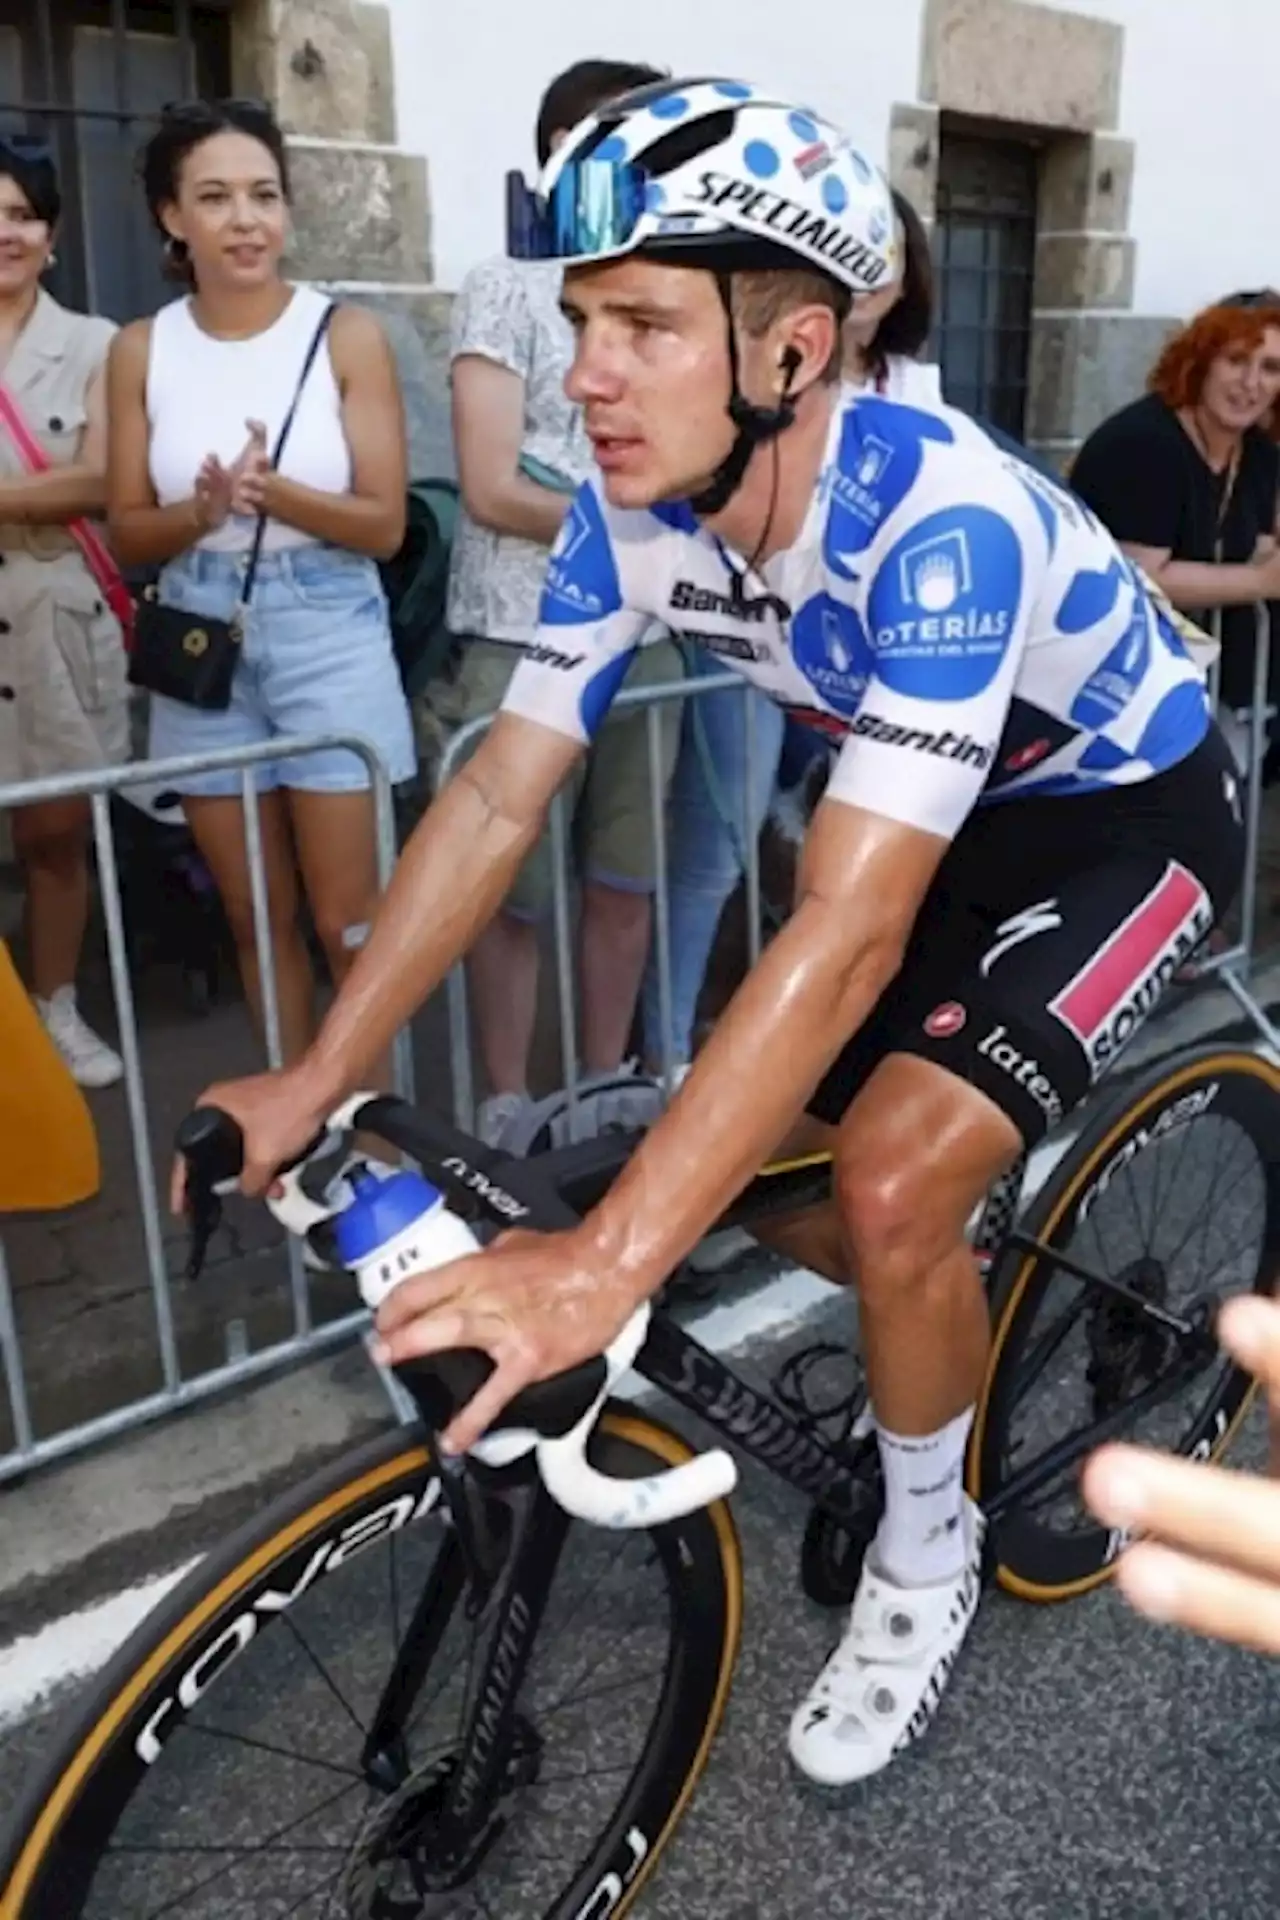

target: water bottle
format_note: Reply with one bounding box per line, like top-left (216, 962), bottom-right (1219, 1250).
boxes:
top-left (333, 1164), bottom-right (482, 1312)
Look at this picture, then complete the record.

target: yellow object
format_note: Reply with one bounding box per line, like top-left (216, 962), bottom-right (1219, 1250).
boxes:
top-left (0, 938), bottom-right (101, 1211)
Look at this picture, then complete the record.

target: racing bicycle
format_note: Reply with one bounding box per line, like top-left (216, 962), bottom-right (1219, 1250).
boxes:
top-left (3, 1039), bottom-right (1280, 1919)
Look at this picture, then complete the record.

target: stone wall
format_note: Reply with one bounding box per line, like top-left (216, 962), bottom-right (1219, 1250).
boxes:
top-left (233, 0), bottom-right (1180, 477)
top-left (894, 0), bottom-right (1181, 470)
top-left (233, 0), bottom-right (456, 478)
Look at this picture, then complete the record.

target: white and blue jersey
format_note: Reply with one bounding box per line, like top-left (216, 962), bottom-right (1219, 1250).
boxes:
top-left (501, 387), bottom-right (1211, 842)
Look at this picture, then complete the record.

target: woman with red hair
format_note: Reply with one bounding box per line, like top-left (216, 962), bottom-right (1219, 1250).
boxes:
top-left (1070, 300), bottom-right (1280, 748)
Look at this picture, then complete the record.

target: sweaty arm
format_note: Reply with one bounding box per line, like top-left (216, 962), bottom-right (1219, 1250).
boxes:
top-left (452, 355), bottom-right (569, 546)
top-left (303, 486), bottom-right (653, 1106)
top-left (0, 359), bottom-right (111, 522)
top-left (260, 306), bottom-right (406, 559)
top-left (574, 472), bottom-right (1041, 1305)
top-left (106, 320), bottom-right (210, 566)
top-left (302, 711), bottom-right (582, 1104)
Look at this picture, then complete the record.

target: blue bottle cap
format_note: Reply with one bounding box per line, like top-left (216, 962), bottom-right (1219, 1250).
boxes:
top-left (334, 1167), bottom-right (442, 1267)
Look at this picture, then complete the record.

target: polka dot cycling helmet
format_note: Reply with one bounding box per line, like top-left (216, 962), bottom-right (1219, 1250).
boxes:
top-left (506, 76), bottom-right (899, 300)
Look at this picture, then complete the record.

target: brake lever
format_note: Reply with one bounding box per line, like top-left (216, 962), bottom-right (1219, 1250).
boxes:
top-left (179, 1094), bottom-right (371, 1279)
top-left (184, 1180), bottom-right (223, 1281)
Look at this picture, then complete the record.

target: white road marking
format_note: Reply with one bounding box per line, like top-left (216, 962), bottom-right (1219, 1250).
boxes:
top-left (0, 1560), bottom-right (198, 1733)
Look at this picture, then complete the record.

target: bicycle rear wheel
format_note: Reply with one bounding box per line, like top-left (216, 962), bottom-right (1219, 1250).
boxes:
top-left (969, 1046), bottom-right (1280, 1601)
top-left (1, 1409), bottom-right (742, 1919)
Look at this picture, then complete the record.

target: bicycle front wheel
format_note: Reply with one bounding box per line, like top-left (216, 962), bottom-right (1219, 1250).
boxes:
top-left (1, 1409), bottom-right (742, 1919)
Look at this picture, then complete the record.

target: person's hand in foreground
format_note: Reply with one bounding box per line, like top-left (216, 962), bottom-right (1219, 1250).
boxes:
top-left (1083, 1293), bottom-right (1280, 1654)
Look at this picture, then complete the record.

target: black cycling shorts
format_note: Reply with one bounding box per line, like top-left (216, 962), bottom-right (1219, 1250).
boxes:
top-left (807, 723), bottom-right (1246, 1146)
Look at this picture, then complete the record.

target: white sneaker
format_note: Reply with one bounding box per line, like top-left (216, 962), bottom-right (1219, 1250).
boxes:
top-left (37, 986), bottom-right (123, 1089)
top-left (788, 1499), bottom-right (985, 1789)
top-left (476, 1091), bottom-right (532, 1150)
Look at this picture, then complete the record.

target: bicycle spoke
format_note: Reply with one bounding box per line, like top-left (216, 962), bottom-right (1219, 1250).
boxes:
top-left (279, 1612), bottom-right (369, 1744)
top-left (1148, 1097), bottom-right (1201, 1250)
top-left (321, 1786), bottom-right (384, 1920)
top-left (153, 1721), bottom-right (365, 1785)
top-left (1161, 1134), bottom-right (1253, 1275)
top-left (134, 1779), bottom-right (361, 1919)
top-left (527, 1539), bottom-right (659, 1724)
top-left (275, 1870), bottom-right (342, 1920)
top-left (1119, 1147), bottom-right (1154, 1267)
top-left (538, 1664), bottom-right (667, 1721)
top-left (528, 1760), bottom-right (637, 1789)
top-left (1007, 1295), bottom-right (1082, 1413)
top-left (531, 1606), bottom-right (657, 1727)
top-left (536, 1533), bottom-right (634, 1655)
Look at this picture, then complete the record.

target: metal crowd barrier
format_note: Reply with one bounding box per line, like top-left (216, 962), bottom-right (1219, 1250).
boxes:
top-left (0, 731), bottom-right (407, 1487)
top-left (1197, 601), bottom-right (1280, 1054)
top-left (433, 666), bottom-right (766, 1136)
top-left (4, 612), bottom-right (1276, 1484)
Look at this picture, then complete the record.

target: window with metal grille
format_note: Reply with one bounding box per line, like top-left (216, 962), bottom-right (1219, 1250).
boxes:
top-left (934, 130), bottom-right (1039, 438)
top-left (0, 0), bottom-right (232, 322)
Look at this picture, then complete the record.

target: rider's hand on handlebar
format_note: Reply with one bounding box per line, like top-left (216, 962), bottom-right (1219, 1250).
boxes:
top-left (1084, 1294), bottom-right (1280, 1655)
top-left (168, 1065), bottom-right (330, 1214)
top-left (371, 1225), bottom-right (641, 1456)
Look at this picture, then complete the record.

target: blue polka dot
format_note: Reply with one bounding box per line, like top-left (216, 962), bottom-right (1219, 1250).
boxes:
top-left (743, 140), bottom-right (780, 179)
top-left (788, 111), bottom-right (819, 141)
top-left (822, 174), bottom-right (848, 214)
top-left (650, 93), bottom-right (689, 120)
top-left (644, 179), bottom-right (666, 211)
top-left (594, 134), bottom-right (627, 161)
top-left (714, 81), bottom-right (753, 99)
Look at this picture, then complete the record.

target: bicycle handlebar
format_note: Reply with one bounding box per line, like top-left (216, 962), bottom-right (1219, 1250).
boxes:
top-left (176, 1096), bottom-right (738, 1530)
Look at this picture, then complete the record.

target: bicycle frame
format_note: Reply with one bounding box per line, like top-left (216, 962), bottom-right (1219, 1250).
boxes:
top-left (363, 1240), bottom-right (1214, 1870)
top-left (173, 1094), bottom-right (1226, 1882)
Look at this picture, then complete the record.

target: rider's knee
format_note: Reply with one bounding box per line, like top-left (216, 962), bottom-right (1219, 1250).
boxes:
top-left (835, 1149), bottom-right (947, 1297)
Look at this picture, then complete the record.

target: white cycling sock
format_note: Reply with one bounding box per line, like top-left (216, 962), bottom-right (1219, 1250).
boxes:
top-left (872, 1406), bottom-right (975, 1588)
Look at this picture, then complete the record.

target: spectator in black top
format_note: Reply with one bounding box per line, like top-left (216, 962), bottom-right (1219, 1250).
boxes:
top-left (1069, 301), bottom-right (1280, 759)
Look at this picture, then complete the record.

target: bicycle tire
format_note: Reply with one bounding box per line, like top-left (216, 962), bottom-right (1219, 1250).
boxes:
top-left (0, 1408), bottom-right (743, 1920)
top-left (968, 1045), bottom-right (1280, 1603)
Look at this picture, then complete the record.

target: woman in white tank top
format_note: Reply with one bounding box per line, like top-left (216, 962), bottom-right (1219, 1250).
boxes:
top-left (106, 100), bottom-right (414, 1073)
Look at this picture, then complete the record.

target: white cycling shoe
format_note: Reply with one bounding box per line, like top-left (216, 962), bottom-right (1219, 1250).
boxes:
top-left (788, 1499), bottom-right (985, 1789)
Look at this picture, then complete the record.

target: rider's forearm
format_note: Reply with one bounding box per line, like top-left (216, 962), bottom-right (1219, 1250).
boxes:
top-left (577, 899), bottom-right (902, 1300)
top-left (300, 767), bottom-right (545, 1107)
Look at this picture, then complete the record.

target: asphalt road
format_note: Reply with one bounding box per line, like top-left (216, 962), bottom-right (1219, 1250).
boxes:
top-left (4, 1062), bottom-right (1280, 1917)
top-left (3, 1334), bottom-right (1278, 1920)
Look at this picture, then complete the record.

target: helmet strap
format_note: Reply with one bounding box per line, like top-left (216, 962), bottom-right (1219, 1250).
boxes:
top-left (688, 272), bottom-right (796, 516)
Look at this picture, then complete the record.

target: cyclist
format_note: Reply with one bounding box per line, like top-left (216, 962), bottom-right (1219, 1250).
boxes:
top-left (184, 81), bottom-right (1245, 1787)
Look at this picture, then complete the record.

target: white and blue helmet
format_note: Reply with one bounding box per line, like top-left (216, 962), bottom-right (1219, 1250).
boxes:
top-left (507, 76), bottom-right (899, 300)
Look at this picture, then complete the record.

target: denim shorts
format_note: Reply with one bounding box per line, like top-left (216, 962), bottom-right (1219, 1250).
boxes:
top-left (146, 545), bottom-right (417, 797)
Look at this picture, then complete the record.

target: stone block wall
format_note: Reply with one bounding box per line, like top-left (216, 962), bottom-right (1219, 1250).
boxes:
top-left (232, 0), bottom-right (455, 478)
top-left (896, 0), bottom-right (1182, 471)
top-left (231, 0), bottom-right (1182, 479)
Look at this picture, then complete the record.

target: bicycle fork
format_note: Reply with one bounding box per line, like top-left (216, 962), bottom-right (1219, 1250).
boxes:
top-left (359, 1443), bottom-right (571, 1885)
